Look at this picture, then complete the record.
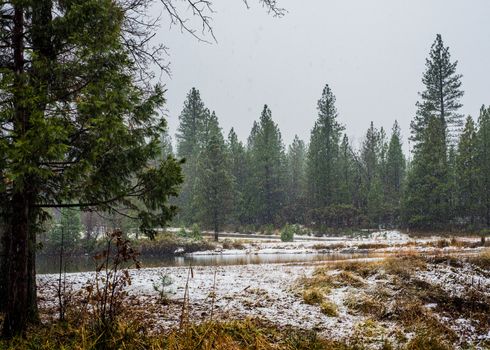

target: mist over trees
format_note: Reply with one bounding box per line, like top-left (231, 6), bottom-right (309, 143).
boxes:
top-left (174, 34), bottom-right (489, 233)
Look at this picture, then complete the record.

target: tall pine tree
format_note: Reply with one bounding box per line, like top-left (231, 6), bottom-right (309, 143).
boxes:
top-left (306, 84), bottom-right (344, 210)
top-left (404, 116), bottom-right (449, 229)
top-left (455, 116), bottom-right (479, 226)
top-left (194, 113), bottom-right (233, 240)
top-left (410, 34), bottom-right (464, 148)
top-left (477, 106), bottom-right (490, 227)
top-left (385, 121), bottom-right (406, 224)
top-left (175, 88), bottom-right (208, 224)
top-left (284, 135), bottom-right (307, 223)
top-left (246, 105), bottom-right (285, 226)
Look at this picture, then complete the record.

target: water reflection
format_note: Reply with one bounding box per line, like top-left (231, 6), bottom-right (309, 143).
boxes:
top-left (37, 252), bottom-right (370, 274)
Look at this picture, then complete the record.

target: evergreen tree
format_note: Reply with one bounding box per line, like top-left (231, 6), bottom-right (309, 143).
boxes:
top-left (194, 113), bottom-right (233, 240)
top-left (246, 105), bottom-right (285, 225)
top-left (284, 135), bottom-right (307, 223)
top-left (49, 208), bottom-right (82, 251)
top-left (404, 116), bottom-right (449, 229)
top-left (455, 116), bottom-right (479, 226)
top-left (385, 121), bottom-right (406, 223)
top-left (306, 84), bottom-right (344, 209)
top-left (477, 106), bottom-right (490, 226)
top-left (0, 0), bottom-right (183, 335)
top-left (410, 34), bottom-right (464, 148)
top-left (227, 128), bottom-right (248, 226)
top-left (175, 88), bottom-right (208, 224)
top-left (360, 122), bottom-right (386, 224)
top-left (337, 135), bottom-right (357, 206)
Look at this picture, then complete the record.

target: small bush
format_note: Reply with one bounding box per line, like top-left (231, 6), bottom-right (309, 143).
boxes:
top-left (303, 288), bottom-right (324, 305)
top-left (280, 224), bottom-right (295, 242)
top-left (320, 300), bottom-right (338, 317)
top-left (190, 223), bottom-right (202, 240)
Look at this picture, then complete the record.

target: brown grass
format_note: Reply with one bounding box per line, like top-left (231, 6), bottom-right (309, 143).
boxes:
top-left (0, 319), bottom-right (364, 350)
top-left (320, 300), bottom-right (338, 317)
top-left (302, 288), bottom-right (324, 305)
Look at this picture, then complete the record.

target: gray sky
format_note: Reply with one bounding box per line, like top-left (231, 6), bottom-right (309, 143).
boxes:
top-left (156, 0), bottom-right (490, 152)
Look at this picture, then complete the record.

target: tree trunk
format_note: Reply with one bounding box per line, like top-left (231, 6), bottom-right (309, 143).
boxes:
top-left (2, 5), bottom-right (30, 338)
top-left (0, 217), bottom-right (8, 312)
top-left (3, 192), bottom-right (30, 337)
top-left (214, 209), bottom-right (219, 241)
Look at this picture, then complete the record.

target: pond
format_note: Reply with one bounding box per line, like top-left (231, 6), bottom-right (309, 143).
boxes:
top-left (36, 251), bottom-right (372, 274)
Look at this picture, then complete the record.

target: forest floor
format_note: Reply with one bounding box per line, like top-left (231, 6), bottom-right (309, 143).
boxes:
top-left (36, 233), bottom-right (490, 350)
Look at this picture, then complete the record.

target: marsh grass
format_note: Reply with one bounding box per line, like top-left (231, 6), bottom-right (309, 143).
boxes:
top-left (0, 319), bottom-right (365, 350)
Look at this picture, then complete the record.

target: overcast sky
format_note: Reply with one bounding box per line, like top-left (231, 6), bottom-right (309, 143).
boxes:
top-left (156, 0), bottom-right (490, 152)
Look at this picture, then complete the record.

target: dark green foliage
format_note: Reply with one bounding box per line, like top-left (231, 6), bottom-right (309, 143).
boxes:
top-left (175, 88), bottom-right (209, 224)
top-left (307, 204), bottom-right (364, 229)
top-left (306, 84), bottom-right (344, 209)
top-left (404, 116), bottom-right (449, 229)
top-left (227, 128), bottom-right (248, 226)
top-left (280, 224), bottom-right (295, 242)
top-left (48, 209), bottom-right (82, 251)
top-left (284, 136), bottom-right (307, 224)
top-left (245, 105), bottom-right (286, 226)
top-left (194, 112), bottom-right (234, 239)
top-left (477, 106), bottom-right (490, 227)
top-left (384, 121), bottom-right (406, 224)
top-left (455, 117), bottom-right (479, 225)
top-left (410, 34), bottom-right (464, 148)
top-left (0, 0), bottom-right (183, 336)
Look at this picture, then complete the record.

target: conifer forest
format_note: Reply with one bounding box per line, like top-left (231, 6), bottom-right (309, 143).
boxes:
top-left (0, 1), bottom-right (489, 349)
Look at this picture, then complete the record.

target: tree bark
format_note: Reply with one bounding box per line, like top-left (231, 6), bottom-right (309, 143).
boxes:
top-left (2, 5), bottom-right (31, 338)
top-left (0, 216), bottom-right (8, 312)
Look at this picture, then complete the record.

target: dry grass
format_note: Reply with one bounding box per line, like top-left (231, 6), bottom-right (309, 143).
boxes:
top-left (471, 248), bottom-right (490, 269)
top-left (356, 243), bottom-right (390, 250)
top-left (0, 319), bottom-right (364, 350)
top-left (344, 291), bottom-right (386, 318)
top-left (320, 300), bottom-right (338, 317)
top-left (221, 239), bottom-right (246, 250)
top-left (383, 255), bottom-right (427, 280)
top-left (404, 331), bottom-right (453, 350)
top-left (312, 243), bottom-right (347, 250)
top-left (334, 261), bottom-right (382, 278)
top-left (302, 288), bottom-right (324, 305)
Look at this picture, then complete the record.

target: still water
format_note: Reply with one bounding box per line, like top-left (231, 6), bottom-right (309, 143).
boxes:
top-left (37, 251), bottom-right (371, 274)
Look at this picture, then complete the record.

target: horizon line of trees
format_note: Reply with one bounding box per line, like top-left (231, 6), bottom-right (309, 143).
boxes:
top-left (171, 34), bottom-right (490, 234)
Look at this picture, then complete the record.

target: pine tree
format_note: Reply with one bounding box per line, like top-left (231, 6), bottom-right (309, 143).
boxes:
top-left (337, 135), bottom-right (355, 205)
top-left (306, 84), bottom-right (344, 209)
top-left (404, 116), bottom-right (449, 229)
top-left (455, 116), bottom-right (479, 226)
top-left (175, 88), bottom-right (209, 224)
top-left (410, 34), bottom-right (464, 148)
top-left (194, 113), bottom-right (233, 240)
top-left (284, 135), bottom-right (307, 223)
top-left (246, 105), bottom-right (285, 226)
top-left (360, 122), bottom-right (386, 224)
top-left (477, 106), bottom-right (490, 227)
top-left (385, 121), bottom-right (406, 224)
top-left (227, 128), bottom-right (248, 226)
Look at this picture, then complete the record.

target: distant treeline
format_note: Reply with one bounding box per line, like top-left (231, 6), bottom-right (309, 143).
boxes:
top-left (170, 34), bottom-right (490, 233)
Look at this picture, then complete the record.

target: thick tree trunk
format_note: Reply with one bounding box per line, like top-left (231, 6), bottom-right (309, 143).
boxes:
top-left (3, 192), bottom-right (31, 337)
top-left (2, 5), bottom-right (30, 338)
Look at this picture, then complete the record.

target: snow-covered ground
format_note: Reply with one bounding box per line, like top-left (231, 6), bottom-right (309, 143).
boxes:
top-left (36, 234), bottom-right (490, 349)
